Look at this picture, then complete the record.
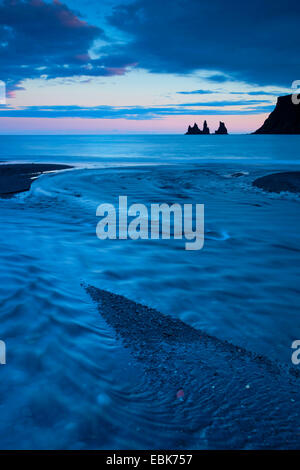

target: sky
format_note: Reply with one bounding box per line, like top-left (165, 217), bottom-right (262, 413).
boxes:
top-left (0, 0), bottom-right (298, 134)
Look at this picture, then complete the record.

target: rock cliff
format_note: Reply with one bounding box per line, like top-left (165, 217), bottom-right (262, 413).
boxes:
top-left (253, 94), bottom-right (300, 134)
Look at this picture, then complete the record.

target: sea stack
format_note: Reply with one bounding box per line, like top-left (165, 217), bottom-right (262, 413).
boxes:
top-left (202, 120), bottom-right (210, 134)
top-left (185, 120), bottom-right (210, 134)
top-left (186, 123), bottom-right (202, 134)
top-left (215, 121), bottom-right (228, 134)
top-left (253, 94), bottom-right (300, 134)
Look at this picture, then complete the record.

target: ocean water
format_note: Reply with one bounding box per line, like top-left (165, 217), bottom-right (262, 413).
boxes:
top-left (0, 135), bottom-right (300, 449)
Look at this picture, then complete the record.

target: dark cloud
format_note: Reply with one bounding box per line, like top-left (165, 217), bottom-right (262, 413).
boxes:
top-left (206, 74), bottom-right (229, 83)
top-left (178, 90), bottom-right (216, 95)
top-left (177, 100), bottom-right (272, 107)
top-left (0, 103), bottom-right (274, 119)
top-left (1, 0), bottom-right (297, 93)
top-left (230, 91), bottom-right (286, 96)
top-left (178, 90), bottom-right (283, 96)
top-left (107, 0), bottom-right (300, 87)
top-left (0, 0), bottom-right (134, 92)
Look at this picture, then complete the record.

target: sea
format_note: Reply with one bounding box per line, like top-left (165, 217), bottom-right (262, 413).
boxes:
top-left (0, 134), bottom-right (300, 449)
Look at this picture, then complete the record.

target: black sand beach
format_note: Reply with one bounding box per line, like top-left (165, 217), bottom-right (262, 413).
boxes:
top-left (85, 284), bottom-right (300, 448)
top-left (253, 171), bottom-right (300, 194)
top-left (1, 156), bottom-right (300, 448)
top-left (0, 163), bottom-right (72, 198)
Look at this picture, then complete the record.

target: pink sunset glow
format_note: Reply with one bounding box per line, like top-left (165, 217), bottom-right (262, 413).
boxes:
top-left (0, 114), bottom-right (268, 134)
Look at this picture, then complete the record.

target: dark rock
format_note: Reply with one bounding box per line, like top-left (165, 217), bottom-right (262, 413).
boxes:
top-left (231, 172), bottom-right (246, 177)
top-left (215, 121), bottom-right (228, 134)
top-left (202, 120), bottom-right (210, 134)
top-left (252, 171), bottom-right (300, 193)
top-left (185, 120), bottom-right (210, 134)
top-left (0, 163), bottom-right (72, 197)
top-left (185, 122), bottom-right (202, 134)
top-left (253, 94), bottom-right (300, 134)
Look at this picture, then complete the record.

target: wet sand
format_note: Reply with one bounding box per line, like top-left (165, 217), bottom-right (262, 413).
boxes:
top-left (0, 163), bottom-right (72, 198)
top-left (85, 284), bottom-right (300, 449)
top-left (253, 171), bottom-right (300, 193)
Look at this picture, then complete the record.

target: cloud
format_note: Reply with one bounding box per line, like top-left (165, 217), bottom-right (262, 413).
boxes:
top-left (0, 0), bottom-right (134, 91)
top-left (178, 90), bottom-right (216, 95)
top-left (1, 0), bottom-right (297, 97)
top-left (107, 0), bottom-right (300, 87)
top-left (0, 103), bottom-right (274, 119)
top-left (206, 74), bottom-right (229, 83)
top-left (177, 100), bottom-right (272, 107)
top-left (230, 91), bottom-right (287, 96)
top-left (178, 90), bottom-right (285, 96)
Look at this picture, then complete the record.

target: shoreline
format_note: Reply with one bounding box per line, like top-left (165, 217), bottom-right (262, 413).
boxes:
top-left (1, 161), bottom-right (300, 198)
top-left (0, 162), bottom-right (73, 198)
